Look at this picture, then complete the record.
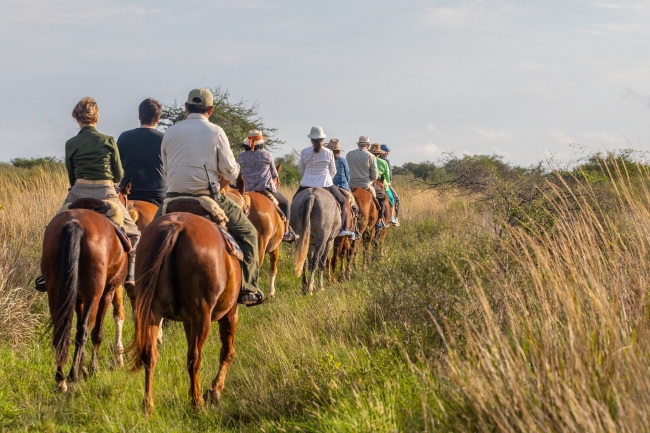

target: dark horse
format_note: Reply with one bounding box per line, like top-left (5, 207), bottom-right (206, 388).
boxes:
top-left (42, 208), bottom-right (128, 392)
top-left (129, 212), bottom-right (241, 417)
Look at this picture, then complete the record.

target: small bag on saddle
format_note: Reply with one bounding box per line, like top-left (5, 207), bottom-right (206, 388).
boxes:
top-left (162, 195), bottom-right (243, 261)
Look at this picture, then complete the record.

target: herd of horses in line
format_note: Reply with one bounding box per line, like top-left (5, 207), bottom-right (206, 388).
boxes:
top-left (40, 162), bottom-right (394, 417)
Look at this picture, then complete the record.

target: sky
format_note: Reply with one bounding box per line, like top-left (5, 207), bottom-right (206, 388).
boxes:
top-left (1, 0), bottom-right (649, 167)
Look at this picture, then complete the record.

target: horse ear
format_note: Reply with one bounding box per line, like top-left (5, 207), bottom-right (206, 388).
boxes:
top-left (124, 179), bottom-right (132, 195)
top-left (276, 161), bottom-right (283, 173)
top-left (236, 172), bottom-right (246, 195)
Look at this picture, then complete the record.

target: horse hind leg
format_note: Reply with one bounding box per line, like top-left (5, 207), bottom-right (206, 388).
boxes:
top-left (142, 315), bottom-right (161, 418)
top-left (184, 315), bottom-right (211, 410)
top-left (111, 285), bottom-right (125, 368)
top-left (69, 295), bottom-right (98, 383)
top-left (205, 306), bottom-right (238, 406)
top-left (268, 247), bottom-right (279, 298)
top-left (90, 290), bottom-right (115, 374)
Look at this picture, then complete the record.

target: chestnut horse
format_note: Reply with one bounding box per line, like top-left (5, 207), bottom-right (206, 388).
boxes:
top-left (42, 209), bottom-right (128, 392)
top-left (129, 212), bottom-right (241, 417)
top-left (117, 180), bottom-right (159, 232)
top-left (348, 186), bottom-right (380, 274)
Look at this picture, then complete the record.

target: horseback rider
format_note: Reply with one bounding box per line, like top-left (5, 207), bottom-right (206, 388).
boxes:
top-left (346, 136), bottom-right (387, 229)
top-left (237, 130), bottom-right (298, 242)
top-left (116, 98), bottom-right (166, 207)
top-left (369, 143), bottom-right (399, 226)
top-left (160, 88), bottom-right (264, 306)
top-left (379, 144), bottom-right (400, 226)
top-left (327, 139), bottom-right (351, 191)
top-left (35, 97), bottom-right (141, 291)
top-left (294, 126), bottom-right (355, 238)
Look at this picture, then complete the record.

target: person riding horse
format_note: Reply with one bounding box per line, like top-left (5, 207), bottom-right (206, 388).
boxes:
top-left (294, 126), bottom-right (355, 238)
top-left (369, 143), bottom-right (399, 226)
top-left (117, 98), bottom-right (166, 207)
top-left (346, 136), bottom-right (387, 229)
top-left (237, 130), bottom-right (298, 242)
top-left (160, 88), bottom-right (264, 306)
top-left (379, 144), bottom-right (400, 226)
top-left (35, 97), bottom-right (140, 292)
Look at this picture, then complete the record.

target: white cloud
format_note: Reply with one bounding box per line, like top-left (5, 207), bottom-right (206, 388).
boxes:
top-left (413, 142), bottom-right (445, 157)
top-left (623, 87), bottom-right (650, 108)
top-left (549, 128), bottom-right (578, 144)
top-left (584, 132), bottom-right (624, 144)
top-left (427, 123), bottom-right (438, 132)
top-left (590, 2), bottom-right (644, 10)
top-left (471, 126), bottom-right (511, 141)
top-left (420, 1), bottom-right (514, 29)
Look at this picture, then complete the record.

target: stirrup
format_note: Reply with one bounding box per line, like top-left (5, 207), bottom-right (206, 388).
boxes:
top-left (238, 289), bottom-right (265, 307)
top-left (34, 275), bottom-right (47, 293)
top-left (283, 231), bottom-right (296, 243)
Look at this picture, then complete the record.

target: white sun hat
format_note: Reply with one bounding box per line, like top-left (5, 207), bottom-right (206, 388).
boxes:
top-left (308, 126), bottom-right (326, 139)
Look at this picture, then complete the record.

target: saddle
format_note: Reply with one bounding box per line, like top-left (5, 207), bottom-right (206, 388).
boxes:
top-left (64, 198), bottom-right (132, 253)
top-left (162, 196), bottom-right (243, 261)
top-left (338, 188), bottom-right (359, 213)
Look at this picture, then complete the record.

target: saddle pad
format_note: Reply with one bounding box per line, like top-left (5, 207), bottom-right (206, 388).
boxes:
top-left (217, 226), bottom-right (244, 261)
top-left (108, 219), bottom-right (132, 253)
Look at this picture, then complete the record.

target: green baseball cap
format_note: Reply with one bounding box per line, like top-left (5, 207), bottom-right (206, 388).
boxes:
top-left (187, 88), bottom-right (213, 106)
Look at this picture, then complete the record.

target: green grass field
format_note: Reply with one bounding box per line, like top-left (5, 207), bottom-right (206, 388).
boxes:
top-left (2, 163), bottom-right (650, 432)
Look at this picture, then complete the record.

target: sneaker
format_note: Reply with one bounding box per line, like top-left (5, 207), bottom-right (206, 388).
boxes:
top-left (376, 220), bottom-right (386, 229)
top-left (34, 275), bottom-right (47, 292)
top-left (283, 231), bottom-right (296, 242)
top-left (391, 217), bottom-right (400, 227)
top-left (238, 289), bottom-right (265, 307)
top-left (338, 229), bottom-right (355, 237)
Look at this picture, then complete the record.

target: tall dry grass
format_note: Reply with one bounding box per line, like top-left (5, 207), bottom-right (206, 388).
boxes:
top-left (418, 170), bottom-right (650, 431)
top-left (0, 165), bottom-right (68, 346)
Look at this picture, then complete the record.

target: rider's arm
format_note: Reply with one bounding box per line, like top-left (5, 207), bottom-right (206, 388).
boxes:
top-left (344, 159), bottom-right (350, 184)
top-left (269, 153), bottom-right (279, 179)
top-left (298, 150), bottom-right (306, 176)
top-left (109, 137), bottom-right (124, 184)
top-left (216, 129), bottom-right (240, 182)
top-left (65, 140), bottom-right (76, 187)
top-left (369, 155), bottom-right (379, 180)
top-left (329, 151), bottom-right (337, 178)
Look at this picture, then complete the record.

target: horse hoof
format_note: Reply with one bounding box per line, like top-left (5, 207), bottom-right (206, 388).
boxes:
top-left (192, 397), bottom-right (206, 412)
top-left (204, 389), bottom-right (221, 406)
top-left (268, 289), bottom-right (275, 298)
top-left (111, 356), bottom-right (124, 370)
top-left (142, 400), bottom-right (154, 418)
top-left (56, 381), bottom-right (68, 393)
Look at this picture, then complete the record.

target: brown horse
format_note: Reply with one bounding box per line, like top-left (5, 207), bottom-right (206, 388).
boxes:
top-left (117, 180), bottom-right (159, 232)
top-left (129, 212), bottom-right (241, 417)
top-left (246, 162), bottom-right (285, 297)
top-left (42, 208), bottom-right (128, 392)
top-left (329, 191), bottom-right (356, 281)
top-left (349, 185), bottom-right (380, 274)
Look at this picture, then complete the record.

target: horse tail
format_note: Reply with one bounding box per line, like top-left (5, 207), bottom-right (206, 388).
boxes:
top-left (294, 194), bottom-right (314, 276)
top-left (53, 221), bottom-right (84, 365)
top-left (130, 221), bottom-right (183, 372)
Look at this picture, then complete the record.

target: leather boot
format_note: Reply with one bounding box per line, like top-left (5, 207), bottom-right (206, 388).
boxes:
top-left (125, 254), bottom-right (136, 290)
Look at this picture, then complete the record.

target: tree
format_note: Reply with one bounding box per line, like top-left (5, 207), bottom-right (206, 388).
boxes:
top-left (159, 87), bottom-right (283, 156)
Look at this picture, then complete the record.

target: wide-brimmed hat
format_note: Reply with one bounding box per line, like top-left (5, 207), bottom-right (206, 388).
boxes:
top-left (380, 144), bottom-right (391, 152)
top-left (243, 129), bottom-right (266, 150)
top-left (326, 139), bottom-right (343, 151)
top-left (308, 126), bottom-right (326, 139)
top-left (357, 136), bottom-right (371, 146)
top-left (369, 143), bottom-right (386, 155)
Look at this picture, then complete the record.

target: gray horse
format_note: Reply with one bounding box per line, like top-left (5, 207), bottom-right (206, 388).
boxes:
top-left (290, 188), bottom-right (341, 294)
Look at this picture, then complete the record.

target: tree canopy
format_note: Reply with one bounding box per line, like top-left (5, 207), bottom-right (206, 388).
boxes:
top-left (159, 87), bottom-right (283, 156)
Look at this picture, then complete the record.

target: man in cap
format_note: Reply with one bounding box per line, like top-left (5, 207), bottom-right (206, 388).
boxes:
top-left (369, 143), bottom-right (399, 226)
top-left (379, 144), bottom-right (400, 226)
top-left (160, 88), bottom-right (263, 306)
top-left (117, 98), bottom-right (166, 207)
top-left (237, 129), bottom-right (297, 242)
top-left (294, 126), bottom-right (355, 238)
top-left (346, 136), bottom-right (387, 229)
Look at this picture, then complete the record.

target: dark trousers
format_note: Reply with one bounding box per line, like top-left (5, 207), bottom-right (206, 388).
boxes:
top-left (266, 189), bottom-right (290, 222)
top-left (373, 184), bottom-right (386, 221)
top-left (294, 185), bottom-right (348, 229)
top-left (388, 186), bottom-right (400, 217)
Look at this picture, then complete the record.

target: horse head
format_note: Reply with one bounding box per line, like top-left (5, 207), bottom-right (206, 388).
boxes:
top-left (117, 179), bottom-right (132, 207)
top-left (273, 161), bottom-right (283, 189)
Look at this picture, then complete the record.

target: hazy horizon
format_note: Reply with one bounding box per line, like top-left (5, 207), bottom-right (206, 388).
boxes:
top-left (1, 0), bottom-right (649, 167)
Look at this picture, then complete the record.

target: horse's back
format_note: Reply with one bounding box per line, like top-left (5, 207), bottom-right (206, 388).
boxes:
top-left (291, 188), bottom-right (341, 241)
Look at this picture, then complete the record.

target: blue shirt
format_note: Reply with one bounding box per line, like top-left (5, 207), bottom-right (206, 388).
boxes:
top-left (332, 156), bottom-right (350, 190)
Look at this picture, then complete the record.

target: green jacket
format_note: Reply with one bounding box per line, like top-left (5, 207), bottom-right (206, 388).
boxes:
top-left (375, 156), bottom-right (391, 189)
top-left (65, 126), bottom-right (124, 187)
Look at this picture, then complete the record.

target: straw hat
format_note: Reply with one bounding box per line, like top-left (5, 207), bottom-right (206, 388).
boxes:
top-left (369, 143), bottom-right (386, 156)
top-left (308, 126), bottom-right (326, 139)
top-left (243, 129), bottom-right (266, 148)
top-left (326, 138), bottom-right (343, 151)
top-left (357, 136), bottom-right (371, 146)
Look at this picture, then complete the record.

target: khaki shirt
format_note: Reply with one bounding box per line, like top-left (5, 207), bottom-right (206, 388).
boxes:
top-left (346, 147), bottom-right (378, 189)
top-left (65, 126), bottom-right (123, 187)
top-left (161, 113), bottom-right (239, 194)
